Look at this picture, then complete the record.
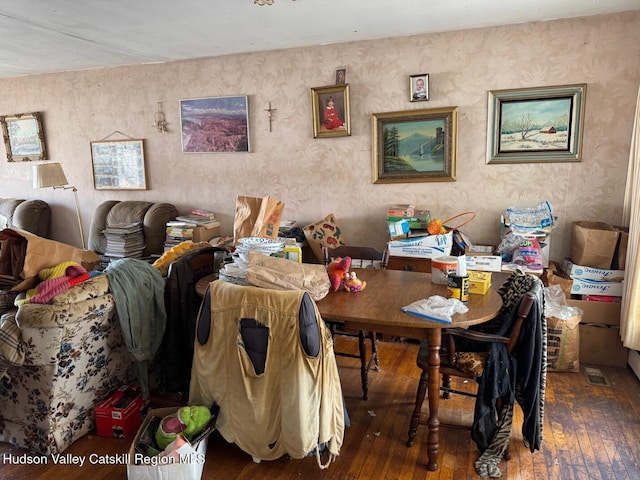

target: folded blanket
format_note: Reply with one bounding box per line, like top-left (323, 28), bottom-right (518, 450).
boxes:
top-left (0, 311), bottom-right (24, 382)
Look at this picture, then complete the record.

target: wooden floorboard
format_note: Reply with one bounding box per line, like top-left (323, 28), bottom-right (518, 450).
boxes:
top-left (1, 337), bottom-right (639, 479)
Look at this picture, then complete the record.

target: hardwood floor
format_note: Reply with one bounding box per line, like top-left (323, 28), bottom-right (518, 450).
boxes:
top-left (1, 337), bottom-right (639, 479)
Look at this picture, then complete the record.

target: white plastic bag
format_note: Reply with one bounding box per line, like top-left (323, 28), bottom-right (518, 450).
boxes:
top-left (401, 295), bottom-right (469, 325)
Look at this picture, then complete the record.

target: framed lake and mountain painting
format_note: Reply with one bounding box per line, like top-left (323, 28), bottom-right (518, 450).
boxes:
top-left (486, 84), bottom-right (586, 164)
top-left (372, 107), bottom-right (457, 183)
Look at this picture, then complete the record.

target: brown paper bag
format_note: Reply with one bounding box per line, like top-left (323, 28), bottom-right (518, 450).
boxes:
top-left (13, 229), bottom-right (84, 279)
top-left (570, 221), bottom-right (619, 269)
top-left (546, 313), bottom-right (581, 372)
top-left (233, 196), bottom-right (285, 244)
top-left (246, 251), bottom-right (330, 301)
top-left (612, 225), bottom-right (629, 270)
top-left (543, 262), bottom-right (573, 298)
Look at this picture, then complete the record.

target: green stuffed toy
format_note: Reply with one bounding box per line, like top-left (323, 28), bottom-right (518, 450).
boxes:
top-left (155, 405), bottom-right (212, 450)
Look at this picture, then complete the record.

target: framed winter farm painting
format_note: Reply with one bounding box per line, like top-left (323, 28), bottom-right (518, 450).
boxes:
top-left (486, 84), bottom-right (587, 164)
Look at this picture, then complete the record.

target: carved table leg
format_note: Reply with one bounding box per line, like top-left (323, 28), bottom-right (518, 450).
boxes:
top-left (426, 327), bottom-right (442, 471)
top-left (358, 330), bottom-right (368, 400)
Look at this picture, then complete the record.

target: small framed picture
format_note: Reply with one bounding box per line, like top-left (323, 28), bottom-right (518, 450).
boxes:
top-left (410, 74), bottom-right (429, 102)
top-left (335, 68), bottom-right (346, 85)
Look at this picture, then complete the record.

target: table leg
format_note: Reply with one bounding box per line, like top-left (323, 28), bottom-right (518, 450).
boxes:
top-left (426, 327), bottom-right (442, 471)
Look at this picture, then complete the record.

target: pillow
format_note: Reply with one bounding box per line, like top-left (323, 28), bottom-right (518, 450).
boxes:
top-left (303, 213), bottom-right (347, 263)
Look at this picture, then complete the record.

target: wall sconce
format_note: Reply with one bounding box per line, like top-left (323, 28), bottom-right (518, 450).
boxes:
top-left (152, 101), bottom-right (168, 133)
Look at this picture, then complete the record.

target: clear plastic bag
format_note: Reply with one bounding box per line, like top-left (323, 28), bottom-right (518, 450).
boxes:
top-left (506, 201), bottom-right (554, 235)
top-left (401, 295), bottom-right (469, 325)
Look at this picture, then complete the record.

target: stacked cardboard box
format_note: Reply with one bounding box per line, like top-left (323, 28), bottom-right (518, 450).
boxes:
top-left (544, 221), bottom-right (629, 367)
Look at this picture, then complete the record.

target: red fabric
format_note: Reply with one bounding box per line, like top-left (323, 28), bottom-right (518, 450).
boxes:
top-left (323, 106), bottom-right (344, 130)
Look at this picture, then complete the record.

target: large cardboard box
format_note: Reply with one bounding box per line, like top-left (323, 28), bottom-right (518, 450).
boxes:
top-left (566, 298), bottom-right (627, 366)
top-left (387, 232), bottom-right (452, 259)
top-left (578, 324), bottom-right (628, 367)
top-left (570, 221), bottom-right (620, 269)
top-left (127, 407), bottom-right (211, 480)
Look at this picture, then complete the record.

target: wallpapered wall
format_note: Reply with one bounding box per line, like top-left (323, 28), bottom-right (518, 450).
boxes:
top-left (0, 11), bottom-right (639, 261)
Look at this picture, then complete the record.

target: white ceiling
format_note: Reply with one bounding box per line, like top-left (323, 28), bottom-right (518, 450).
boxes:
top-left (1, 0), bottom-right (639, 79)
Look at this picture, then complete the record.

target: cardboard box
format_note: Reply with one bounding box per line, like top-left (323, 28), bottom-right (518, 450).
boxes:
top-left (96, 385), bottom-right (145, 439)
top-left (386, 204), bottom-right (416, 218)
top-left (569, 278), bottom-right (624, 297)
top-left (570, 221), bottom-right (620, 269)
top-left (387, 232), bottom-right (452, 259)
top-left (127, 407), bottom-right (211, 480)
top-left (465, 255), bottom-right (502, 272)
top-left (468, 271), bottom-right (492, 295)
top-left (564, 297), bottom-right (626, 367)
top-left (562, 259), bottom-right (625, 282)
top-left (579, 324), bottom-right (628, 367)
top-left (387, 219), bottom-right (410, 238)
top-left (192, 225), bottom-right (220, 243)
top-left (566, 298), bottom-right (620, 326)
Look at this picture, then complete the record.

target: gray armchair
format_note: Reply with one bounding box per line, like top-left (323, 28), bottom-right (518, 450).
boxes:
top-left (0, 198), bottom-right (51, 238)
top-left (88, 200), bottom-right (178, 257)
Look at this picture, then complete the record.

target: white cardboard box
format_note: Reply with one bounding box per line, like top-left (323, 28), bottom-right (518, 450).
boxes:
top-left (563, 259), bottom-right (625, 282)
top-left (387, 232), bottom-right (452, 259)
top-left (570, 278), bottom-right (624, 297)
top-left (466, 255), bottom-right (502, 272)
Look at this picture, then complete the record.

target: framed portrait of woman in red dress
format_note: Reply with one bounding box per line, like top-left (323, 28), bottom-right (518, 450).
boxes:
top-left (311, 84), bottom-right (351, 138)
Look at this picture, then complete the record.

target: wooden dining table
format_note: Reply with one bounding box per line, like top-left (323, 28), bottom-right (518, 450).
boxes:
top-left (195, 267), bottom-right (502, 471)
top-left (315, 268), bottom-right (502, 471)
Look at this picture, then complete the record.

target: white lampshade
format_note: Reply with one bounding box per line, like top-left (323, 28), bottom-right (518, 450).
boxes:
top-left (33, 162), bottom-right (69, 189)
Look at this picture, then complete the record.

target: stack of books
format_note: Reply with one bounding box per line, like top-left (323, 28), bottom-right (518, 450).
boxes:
top-left (386, 204), bottom-right (431, 239)
top-left (102, 222), bottom-right (145, 262)
top-left (175, 209), bottom-right (219, 228)
top-left (164, 221), bottom-right (197, 251)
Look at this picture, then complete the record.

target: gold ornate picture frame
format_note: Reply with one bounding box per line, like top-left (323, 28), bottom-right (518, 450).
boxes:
top-left (0, 112), bottom-right (47, 162)
top-left (311, 84), bottom-right (351, 138)
top-left (372, 107), bottom-right (458, 183)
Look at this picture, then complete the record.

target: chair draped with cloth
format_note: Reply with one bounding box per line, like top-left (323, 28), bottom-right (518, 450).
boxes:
top-left (161, 246), bottom-right (227, 394)
top-left (189, 280), bottom-right (345, 468)
top-left (406, 271), bottom-right (546, 478)
top-left (321, 245), bottom-right (387, 400)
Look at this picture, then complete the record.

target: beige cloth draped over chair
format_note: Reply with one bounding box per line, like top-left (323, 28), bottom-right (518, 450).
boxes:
top-left (189, 280), bottom-right (345, 467)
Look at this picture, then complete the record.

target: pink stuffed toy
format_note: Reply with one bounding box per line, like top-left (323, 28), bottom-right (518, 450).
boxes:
top-left (326, 256), bottom-right (351, 292)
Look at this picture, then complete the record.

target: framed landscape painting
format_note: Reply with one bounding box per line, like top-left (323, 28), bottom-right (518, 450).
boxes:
top-left (486, 84), bottom-right (586, 164)
top-left (0, 111), bottom-right (47, 162)
top-left (180, 95), bottom-right (250, 153)
top-left (372, 107), bottom-right (458, 183)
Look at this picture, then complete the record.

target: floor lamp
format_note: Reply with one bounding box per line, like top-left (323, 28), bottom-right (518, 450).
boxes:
top-left (32, 162), bottom-right (86, 249)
